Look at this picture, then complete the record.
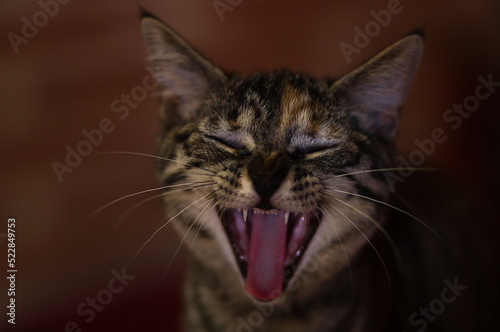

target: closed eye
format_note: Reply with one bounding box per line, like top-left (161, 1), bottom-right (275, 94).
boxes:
top-left (205, 134), bottom-right (250, 155)
top-left (292, 142), bottom-right (338, 156)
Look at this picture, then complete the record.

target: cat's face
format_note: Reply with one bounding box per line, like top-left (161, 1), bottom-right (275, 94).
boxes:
top-left (142, 17), bottom-right (422, 302)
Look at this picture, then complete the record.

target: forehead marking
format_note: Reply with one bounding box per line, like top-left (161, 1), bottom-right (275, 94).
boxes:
top-left (279, 84), bottom-right (317, 134)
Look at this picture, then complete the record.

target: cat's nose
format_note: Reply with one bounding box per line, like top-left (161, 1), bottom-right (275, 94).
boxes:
top-left (247, 152), bottom-right (289, 209)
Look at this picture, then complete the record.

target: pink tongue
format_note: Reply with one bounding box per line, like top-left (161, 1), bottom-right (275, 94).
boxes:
top-left (245, 210), bottom-right (286, 301)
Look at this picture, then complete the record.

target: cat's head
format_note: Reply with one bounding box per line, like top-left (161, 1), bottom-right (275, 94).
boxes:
top-left (141, 17), bottom-right (422, 302)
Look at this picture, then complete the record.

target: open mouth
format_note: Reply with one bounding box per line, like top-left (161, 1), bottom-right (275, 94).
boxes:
top-left (221, 207), bottom-right (320, 301)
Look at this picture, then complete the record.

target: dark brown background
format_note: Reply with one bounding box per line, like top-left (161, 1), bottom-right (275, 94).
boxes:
top-left (1, 1), bottom-right (499, 331)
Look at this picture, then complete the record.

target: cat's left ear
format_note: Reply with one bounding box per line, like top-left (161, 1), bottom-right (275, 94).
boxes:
top-left (141, 16), bottom-right (226, 122)
top-left (333, 33), bottom-right (423, 141)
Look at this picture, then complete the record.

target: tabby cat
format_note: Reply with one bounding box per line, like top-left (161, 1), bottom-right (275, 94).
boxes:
top-left (140, 15), bottom-right (499, 332)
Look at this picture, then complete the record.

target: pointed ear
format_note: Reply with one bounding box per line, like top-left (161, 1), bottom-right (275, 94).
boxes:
top-left (334, 34), bottom-right (423, 141)
top-left (141, 17), bottom-right (225, 122)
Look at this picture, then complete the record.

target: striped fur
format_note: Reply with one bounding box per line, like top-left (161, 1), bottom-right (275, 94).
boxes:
top-left (141, 16), bottom-right (499, 331)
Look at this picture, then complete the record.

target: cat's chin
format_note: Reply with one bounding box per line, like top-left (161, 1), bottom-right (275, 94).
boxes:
top-left (220, 207), bottom-right (320, 301)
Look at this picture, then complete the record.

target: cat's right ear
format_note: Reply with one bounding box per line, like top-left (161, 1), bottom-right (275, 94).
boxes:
top-left (141, 16), bottom-right (225, 123)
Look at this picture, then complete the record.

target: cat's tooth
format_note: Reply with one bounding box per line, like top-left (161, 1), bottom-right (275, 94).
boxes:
top-left (254, 208), bottom-right (264, 214)
top-left (242, 209), bottom-right (248, 222)
top-left (284, 212), bottom-right (290, 225)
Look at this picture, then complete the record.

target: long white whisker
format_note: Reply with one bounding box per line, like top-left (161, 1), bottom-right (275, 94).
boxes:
top-left (126, 191), bottom-right (215, 268)
top-left (188, 200), bottom-right (218, 258)
top-left (320, 208), bottom-right (353, 284)
top-left (96, 151), bottom-right (216, 174)
top-left (85, 183), bottom-right (194, 222)
top-left (115, 192), bottom-right (168, 229)
top-left (334, 189), bottom-right (451, 251)
top-left (334, 197), bottom-right (400, 263)
top-left (113, 182), bottom-right (209, 228)
top-left (330, 203), bottom-right (392, 295)
top-left (163, 199), bottom-right (216, 279)
top-left (115, 181), bottom-right (216, 228)
top-left (334, 167), bottom-right (438, 178)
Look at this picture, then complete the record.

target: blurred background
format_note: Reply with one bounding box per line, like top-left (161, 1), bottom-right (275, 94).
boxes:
top-left (1, 0), bottom-right (499, 331)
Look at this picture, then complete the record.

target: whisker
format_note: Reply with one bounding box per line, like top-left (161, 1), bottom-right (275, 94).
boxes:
top-left (188, 200), bottom-right (218, 258)
top-left (334, 189), bottom-right (451, 251)
top-left (96, 151), bottom-right (216, 174)
top-left (114, 192), bottom-right (167, 229)
top-left (320, 208), bottom-right (353, 284)
top-left (163, 199), bottom-right (216, 280)
top-left (333, 197), bottom-right (401, 263)
top-left (116, 181), bottom-right (216, 228)
top-left (113, 182), bottom-right (214, 229)
top-left (217, 207), bottom-right (225, 233)
top-left (126, 191), bottom-right (216, 268)
top-left (334, 167), bottom-right (438, 178)
top-left (85, 182), bottom-right (195, 223)
top-left (329, 203), bottom-right (392, 295)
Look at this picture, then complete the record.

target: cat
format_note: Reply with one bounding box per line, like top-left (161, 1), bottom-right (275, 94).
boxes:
top-left (140, 14), bottom-right (499, 332)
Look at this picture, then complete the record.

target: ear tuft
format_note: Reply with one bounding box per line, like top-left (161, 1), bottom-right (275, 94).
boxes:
top-left (334, 34), bottom-right (423, 141)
